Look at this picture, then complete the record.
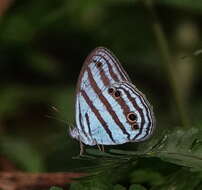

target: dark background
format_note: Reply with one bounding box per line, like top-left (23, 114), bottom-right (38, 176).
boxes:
top-left (0, 0), bottom-right (202, 178)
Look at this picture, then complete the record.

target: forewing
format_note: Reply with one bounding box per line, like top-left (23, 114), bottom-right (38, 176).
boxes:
top-left (74, 47), bottom-right (132, 145)
top-left (76, 47), bottom-right (131, 96)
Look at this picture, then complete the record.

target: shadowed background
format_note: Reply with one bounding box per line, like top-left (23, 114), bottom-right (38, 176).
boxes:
top-left (0, 0), bottom-right (202, 178)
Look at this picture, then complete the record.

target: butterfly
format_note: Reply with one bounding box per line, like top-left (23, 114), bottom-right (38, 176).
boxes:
top-left (70, 47), bottom-right (155, 153)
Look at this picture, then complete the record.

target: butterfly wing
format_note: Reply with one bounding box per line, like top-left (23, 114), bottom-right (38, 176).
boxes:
top-left (70, 47), bottom-right (155, 145)
top-left (77, 47), bottom-right (132, 95)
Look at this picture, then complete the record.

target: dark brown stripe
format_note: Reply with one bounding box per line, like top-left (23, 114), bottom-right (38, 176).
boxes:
top-left (94, 57), bottom-right (110, 86)
top-left (122, 84), bottom-right (152, 140)
top-left (95, 59), bottom-right (131, 120)
top-left (78, 103), bottom-right (90, 140)
top-left (125, 84), bottom-right (153, 137)
top-left (81, 90), bottom-right (116, 143)
top-left (87, 67), bottom-right (131, 140)
top-left (104, 51), bottom-right (126, 81)
top-left (85, 113), bottom-right (92, 137)
top-left (102, 49), bottom-right (131, 82)
top-left (116, 94), bottom-right (131, 119)
top-left (119, 86), bottom-right (145, 140)
top-left (142, 122), bottom-right (152, 140)
top-left (97, 55), bottom-right (120, 82)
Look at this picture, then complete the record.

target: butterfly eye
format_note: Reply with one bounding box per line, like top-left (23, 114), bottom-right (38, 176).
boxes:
top-left (114, 90), bottom-right (121, 98)
top-left (127, 112), bottom-right (137, 123)
top-left (108, 87), bottom-right (115, 94)
top-left (132, 123), bottom-right (139, 130)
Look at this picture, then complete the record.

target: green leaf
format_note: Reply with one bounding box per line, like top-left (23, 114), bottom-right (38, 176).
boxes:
top-left (86, 149), bottom-right (127, 159)
top-left (108, 128), bottom-right (202, 171)
top-left (129, 184), bottom-right (147, 190)
top-left (155, 169), bottom-right (201, 190)
top-left (113, 184), bottom-right (126, 190)
top-left (130, 169), bottom-right (165, 186)
top-left (148, 128), bottom-right (202, 171)
top-left (109, 149), bottom-right (143, 156)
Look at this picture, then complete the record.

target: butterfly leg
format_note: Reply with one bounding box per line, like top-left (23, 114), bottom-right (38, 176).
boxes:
top-left (94, 139), bottom-right (105, 152)
top-left (79, 140), bottom-right (85, 156)
top-left (101, 144), bottom-right (105, 152)
top-left (97, 143), bottom-right (102, 152)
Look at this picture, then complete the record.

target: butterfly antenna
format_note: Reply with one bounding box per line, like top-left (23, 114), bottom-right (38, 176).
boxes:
top-left (45, 105), bottom-right (68, 125)
top-left (45, 114), bottom-right (67, 125)
top-left (51, 105), bottom-right (60, 113)
top-left (49, 105), bottom-right (61, 113)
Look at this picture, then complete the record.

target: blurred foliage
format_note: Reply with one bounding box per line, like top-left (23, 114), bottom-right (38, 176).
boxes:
top-left (1, 0), bottom-right (202, 189)
top-left (49, 187), bottom-right (64, 190)
top-left (67, 127), bottom-right (202, 189)
top-left (0, 136), bottom-right (44, 171)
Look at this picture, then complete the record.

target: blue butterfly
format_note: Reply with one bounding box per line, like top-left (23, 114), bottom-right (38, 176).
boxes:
top-left (70, 47), bottom-right (155, 154)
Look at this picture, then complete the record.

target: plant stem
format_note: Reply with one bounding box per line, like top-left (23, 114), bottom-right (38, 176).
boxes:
top-left (142, 0), bottom-right (190, 128)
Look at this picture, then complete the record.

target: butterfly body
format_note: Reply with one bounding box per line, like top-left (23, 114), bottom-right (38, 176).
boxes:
top-left (70, 47), bottom-right (155, 146)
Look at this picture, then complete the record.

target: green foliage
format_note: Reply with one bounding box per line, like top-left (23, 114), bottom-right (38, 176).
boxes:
top-left (130, 169), bottom-right (165, 186)
top-left (159, 0), bottom-right (202, 12)
top-left (28, 51), bottom-right (60, 76)
top-left (113, 184), bottom-right (126, 190)
top-left (70, 127), bottom-right (202, 189)
top-left (49, 187), bottom-right (64, 190)
top-left (70, 181), bottom-right (113, 190)
top-left (0, 137), bottom-right (44, 172)
top-left (129, 184), bottom-right (146, 190)
top-left (155, 169), bottom-right (202, 190)
top-left (106, 127), bottom-right (202, 172)
top-left (142, 128), bottom-right (202, 171)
